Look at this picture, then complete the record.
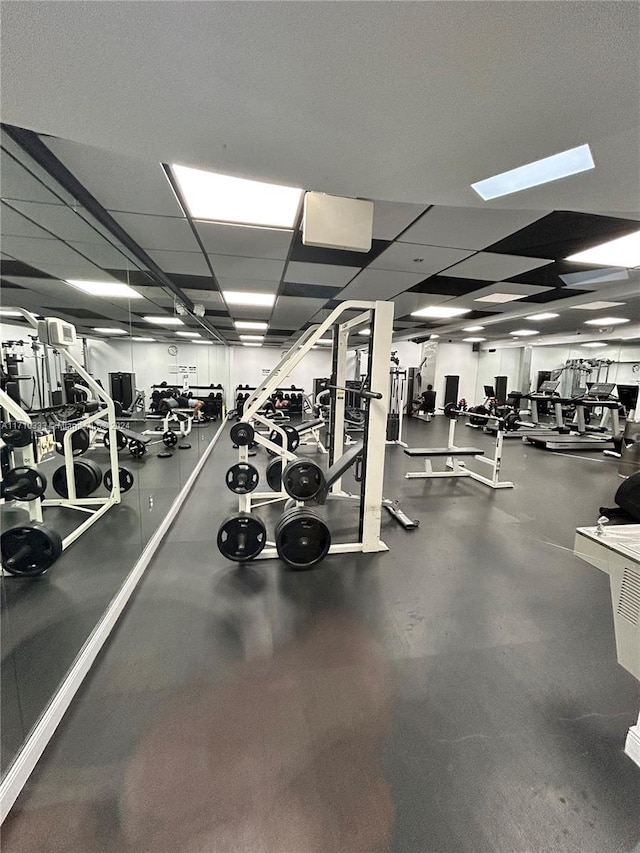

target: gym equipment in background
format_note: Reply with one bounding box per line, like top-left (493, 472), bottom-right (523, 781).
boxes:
top-left (386, 356), bottom-right (408, 447)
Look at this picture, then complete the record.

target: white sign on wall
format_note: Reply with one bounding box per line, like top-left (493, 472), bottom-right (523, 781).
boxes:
top-left (168, 365), bottom-right (197, 374)
top-left (261, 368), bottom-right (270, 376)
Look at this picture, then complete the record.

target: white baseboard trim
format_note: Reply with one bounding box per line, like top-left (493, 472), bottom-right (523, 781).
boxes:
top-left (0, 417), bottom-right (229, 823)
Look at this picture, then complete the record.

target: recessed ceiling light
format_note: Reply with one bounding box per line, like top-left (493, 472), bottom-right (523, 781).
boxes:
top-left (176, 331), bottom-right (201, 337)
top-left (463, 337), bottom-right (486, 342)
top-left (474, 293), bottom-right (524, 304)
top-left (411, 305), bottom-right (471, 318)
top-left (239, 334), bottom-right (264, 341)
top-left (574, 301), bottom-right (626, 310)
top-left (234, 320), bottom-right (268, 330)
top-left (526, 313), bottom-right (559, 321)
top-left (131, 336), bottom-right (156, 342)
top-left (66, 279), bottom-right (142, 298)
top-left (581, 342), bottom-right (608, 348)
top-left (566, 229), bottom-right (640, 268)
top-left (170, 164), bottom-right (302, 228)
top-left (223, 291), bottom-right (276, 307)
top-left (510, 329), bottom-right (539, 336)
top-left (144, 316), bottom-right (185, 325)
top-left (583, 317), bottom-right (630, 326)
top-left (471, 143), bottom-right (594, 200)
top-left (462, 325), bottom-right (485, 332)
top-left (92, 327), bottom-right (128, 335)
top-left (242, 342), bottom-right (262, 347)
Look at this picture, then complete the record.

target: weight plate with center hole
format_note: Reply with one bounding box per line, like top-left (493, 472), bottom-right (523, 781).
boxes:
top-left (281, 459), bottom-right (325, 501)
top-left (274, 507), bottom-right (331, 570)
top-left (267, 425), bottom-right (300, 456)
top-left (103, 467), bottom-right (135, 493)
top-left (0, 422), bottom-right (32, 448)
top-left (2, 466), bottom-right (47, 501)
top-left (225, 462), bottom-right (260, 494)
top-left (104, 429), bottom-right (128, 451)
top-left (163, 430), bottom-right (178, 447)
top-left (52, 459), bottom-right (102, 498)
top-left (217, 513), bottom-right (266, 561)
top-left (468, 405), bottom-right (489, 426)
top-left (503, 412), bottom-right (521, 432)
top-left (1, 522), bottom-right (63, 577)
top-left (266, 457), bottom-right (283, 491)
top-left (230, 422), bottom-right (255, 447)
top-left (129, 438), bottom-right (147, 458)
top-left (443, 403), bottom-right (458, 420)
top-left (54, 427), bottom-right (90, 457)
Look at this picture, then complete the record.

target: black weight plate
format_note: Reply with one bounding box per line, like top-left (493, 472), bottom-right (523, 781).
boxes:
top-left (0, 422), bottom-right (32, 448)
top-left (230, 421), bottom-right (255, 447)
top-left (129, 439), bottom-right (147, 458)
top-left (225, 462), bottom-right (260, 494)
top-left (103, 467), bottom-right (135, 493)
top-left (178, 444), bottom-right (191, 450)
top-left (274, 508), bottom-right (331, 570)
top-left (55, 427), bottom-right (90, 457)
top-left (267, 425), bottom-right (300, 455)
top-left (1, 522), bottom-right (63, 577)
top-left (217, 513), bottom-right (266, 562)
top-left (158, 452), bottom-right (173, 458)
top-left (2, 466), bottom-right (47, 501)
top-left (281, 459), bottom-right (325, 501)
top-left (51, 459), bottom-right (102, 498)
top-left (443, 403), bottom-right (458, 420)
top-left (163, 430), bottom-right (178, 447)
top-left (104, 429), bottom-right (128, 451)
top-left (266, 457), bottom-right (283, 491)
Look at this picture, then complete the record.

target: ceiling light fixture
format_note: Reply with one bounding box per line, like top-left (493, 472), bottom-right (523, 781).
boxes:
top-left (526, 313), bottom-right (559, 321)
top-left (463, 337), bottom-right (486, 342)
top-left (510, 329), bottom-right (539, 336)
top-left (170, 164), bottom-right (302, 228)
top-left (131, 336), bottom-right (156, 342)
top-left (92, 327), bottom-right (128, 335)
top-left (429, 334), bottom-right (440, 339)
top-left (574, 301), bottom-right (626, 310)
top-left (474, 293), bottom-right (524, 304)
top-left (234, 320), bottom-right (268, 330)
top-left (583, 317), bottom-right (630, 326)
top-left (411, 305), bottom-right (471, 318)
top-left (581, 342), bottom-right (608, 348)
top-left (193, 340), bottom-right (214, 345)
top-left (462, 325), bottom-right (485, 332)
top-left (223, 291), bottom-right (276, 307)
top-left (566, 229), bottom-right (640, 267)
top-left (471, 143), bottom-right (594, 200)
top-left (239, 334), bottom-right (265, 341)
top-left (66, 279), bottom-right (142, 298)
top-left (143, 316), bottom-right (185, 326)
top-left (176, 331), bottom-right (201, 338)
top-left (242, 342), bottom-right (262, 347)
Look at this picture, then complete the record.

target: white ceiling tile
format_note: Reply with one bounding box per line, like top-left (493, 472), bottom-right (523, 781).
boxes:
top-left (7, 200), bottom-right (108, 244)
top-left (145, 249), bottom-right (210, 275)
top-left (392, 291), bottom-right (452, 318)
top-left (216, 277), bottom-right (280, 295)
top-left (111, 212), bottom-right (199, 252)
top-left (440, 252), bottom-right (553, 281)
top-left (0, 149), bottom-right (65, 206)
top-left (1, 203), bottom-right (57, 240)
top-left (0, 235), bottom-right (100, 268)
top-left (338, 268), bottom-right (427, 301)
top-left (270, 296), bottom-right (327, 326)
top-left (442, 282), bottom-right (553, 311)
top-left (227, 304), bottom-right (274, 320)
top-left (197, 222), bottom-right (293, 259)
top-left (398, 206), bottom-right (549, 250)
top-left (371, 200), bottom-right (428, 240)
top-left (68, 240), bottom-right (134, 269)
top-left (284, 261), bottom-right (359, 287)
top-left (31, 260), bottom-right (116, 280)
top-left (370, 242), bottom-right (473, 275)
top-left (182, 288), bottom-right (225, 306)
top-left (208, 254), bottom-right (285, 281)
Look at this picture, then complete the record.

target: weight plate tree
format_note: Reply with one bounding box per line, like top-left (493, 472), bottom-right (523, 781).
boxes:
top-left (103, 467), bottom-right (135, 493)
top-left (267, 425), bottom-right (300, 455)
top-left (1, 522), bottom-right (63, 576)
top-left (225, 462), bottom-right (260, 494)
top-left (217, 513), bottom-right (267, 561)
top-left (230, 422), bottom-right (255, 447)
top-left (274, 507), bottom-right (332, 570)
top-left (52, 459), bottom-right (103, 498)
top-left (266, 457), bottom-right (283, 491)
top-left (2, 466), bottom-right (47, 501)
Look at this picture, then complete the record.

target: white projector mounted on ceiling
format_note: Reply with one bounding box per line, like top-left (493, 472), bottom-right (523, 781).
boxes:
top-left (302, 192), bottom-right (374, 253)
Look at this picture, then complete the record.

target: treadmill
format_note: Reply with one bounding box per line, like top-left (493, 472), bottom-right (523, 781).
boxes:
top-left (524, 382), bottom-right (617, 451)
top-left (486, 380), bottom-right (570, 440)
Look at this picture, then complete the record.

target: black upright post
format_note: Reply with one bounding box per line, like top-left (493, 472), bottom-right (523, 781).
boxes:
top-left (444, 375), bottom-right (459, 407)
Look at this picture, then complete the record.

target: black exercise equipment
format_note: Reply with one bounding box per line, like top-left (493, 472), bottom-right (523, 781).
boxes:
top-left (266, 457), bottom-right (283, 491)
top-left (178, 444), bottom-right (191, 450)
top-left (129, 438), bottom-right (147, 458)
top-left (1, 522), bottom-right (63, 576)
top-left (157, 451), bottom-right (173, 458)
top-left (281, 459), bottom-right (326, 501)
top-left (103, 467), bottom-right (135, 493)
top-left (104, 429), bottom-right (128, 451)
top-left (163, 430), bottom-right (178, 448)
top-left (230, 421), bottom-right (255, 447)
top-left (274, 507), bottom-right (332, 570)
top-left (217, 512), bottom-right (266, 561)
top-left (327, 384), bottom-right (383, 400)
top-left (267, 425), bottom-right (300, 455)
top-left (225, 462), bottom-right (260, 494)
top-left (52, 459), bottom-right (102, 498)
top-left (315, 440), bottom-right (364, 504)
top-left (599, 471), bottom-right (640, 523)
top-left (54, 426), bottom-right (90, 456)
top-left (467, 404), bottom-right (490, 426)
top-left (2, 466), bottom-right (47, 501)
top-left (0, 422), bottom-right (32, 448)
top-left (443, 402), bottom-right (528, 433)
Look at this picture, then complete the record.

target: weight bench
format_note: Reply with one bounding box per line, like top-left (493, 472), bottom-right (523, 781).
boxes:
top-left (297, 417), bottom-right (327, 454)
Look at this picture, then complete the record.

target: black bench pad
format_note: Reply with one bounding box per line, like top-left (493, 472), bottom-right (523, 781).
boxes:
top-left (404, 446), bottom-right (484, 457)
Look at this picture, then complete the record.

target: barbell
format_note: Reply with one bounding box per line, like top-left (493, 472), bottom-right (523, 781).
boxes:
top-left (442, 402), bottom-right (534, 432)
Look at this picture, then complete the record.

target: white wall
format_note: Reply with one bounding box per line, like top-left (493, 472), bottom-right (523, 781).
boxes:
top-left (433, 343), bottom-right (478, 407)
top-left (230, 345), bottom-right (333, 400)
top-left (475, 347), bottom-right (522, 400)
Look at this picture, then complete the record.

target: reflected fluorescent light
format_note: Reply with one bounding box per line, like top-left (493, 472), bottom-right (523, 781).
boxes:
top-left (242, 342), bottom-right (262, 347)
top-left (194, 340), bottom-right (214, 345)
top-left (131, 336), bottom-right (156, 342)
top-left (566, 229), bottom-right (640, 267)
top-left (471, 144), bottom-right (595, 200)
top-left (581, 342), bottom-right (608, 348)
top-left (475, 293), bottom-right (524, 303)
top-left (92, 327), bottom-right (127, 335)
top-left (144, 316), bottom-right (184, 325)
top-left (234, 320), bottom-right (268, 330)
top-left (559, 267), bottom-right (629, 286)
top-left (574, 301), bottom-right (626, 310)
top-left (462, 325), bottom-right (484, 332)
top-left (430, 334), bottom-right (440, 339)
top-left (66, 279), bottom-right (142, 298)
top-left (510, 329), bottom-right (539, 336)
top-left (223, 291), bottom-right (275, 307)
top-left (526, 313), bottom-right (558, 320)
top-left (240, 334), bottom-right (264, 341)
top-left (170, 164), bottom-right (302, 228)
top-left (463, 337), bottom-right (486, 342)
top-left (176, 331), bottom-right (201, 337)
top-left (411, 305), bottom-right (471, 318)
top-left (358, 329), bottom-right (371, 336)
top-left (0, 309), bottom-right (22, 317)
top-left (316, 338), bottom-right (332, 344)
top-left (583, 317), bottom-right (629, 326)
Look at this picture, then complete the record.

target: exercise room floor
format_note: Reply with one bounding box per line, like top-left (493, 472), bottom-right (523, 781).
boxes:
top-left (4, 416), bottom-right (640, 852)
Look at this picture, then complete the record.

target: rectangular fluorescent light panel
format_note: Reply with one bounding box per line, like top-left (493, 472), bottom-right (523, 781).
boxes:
top-left (411, 306), bottom-right (471, 318)
top-left (566, 229), bottom-right (640, 267)
top-left (170, 164), bottom-right (302, 228)
top-left (66, 279), bottom-right (142, 298)
top-left (583, 317), bottom-right (630, 326)
top-left (463, 325), bottom-right (484, 332)
top-left (92, 327), bottom-right (128, 334)
top-left (131, 336), bottom-right (156, 341)
top-left (176, 331), bottom-right (201, 337)
top-left (474, 293), bottom-right (524, 304)
top-left (581, 342), bottom-right (608, 348)
top-left (574, 301), bottom-right (626, 310)
top-left (143, 316), bottom-right (185, 325)
top-left (471, 144), bottom-right (595, 200)
top-left (223, 291), bottom-right (276, 307)
top-left (242, 342), bottom-right (262, 347)
top-left (526, 313), bottom-right (559, 320)
top-left (234, 321), bottom-right (268, 330)
top-left (510, 329), bottom-right (539, 336)
top-left (239, 335), bottom-right (264, 341)
top-left (194, 340), bottom-right (214, 345)
top-left (463, 337), bottom-right (486, 342)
